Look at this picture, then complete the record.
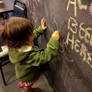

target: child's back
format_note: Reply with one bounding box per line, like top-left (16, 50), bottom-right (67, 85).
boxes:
top-left (1, 17), bottom-right (60, 91)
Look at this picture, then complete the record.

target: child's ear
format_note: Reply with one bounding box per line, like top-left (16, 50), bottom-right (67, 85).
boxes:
top-left (25, 33), bottom-right (34, 45)
top-left (29, 33), bottom-right (34, 41)
top-left (25, 40), bottom-right (34, 45)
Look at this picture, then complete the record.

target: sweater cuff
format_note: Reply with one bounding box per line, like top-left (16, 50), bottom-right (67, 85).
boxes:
top-left (48, 38), bottom-right (60, 49)
top-left (38, 26), bottom-right (43, 33)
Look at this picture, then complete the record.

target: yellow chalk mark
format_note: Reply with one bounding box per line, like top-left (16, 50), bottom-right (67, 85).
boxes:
top-left (80, 43), bottom-right (87, 61)
top-left (68, 17), bottom-right (78, 34)
top-left (78, 0), bottom-right (87, 10)
top-left (67, 0), bottom-right (77, 16)
top-left (85, 28), bottom-right (92, 43)
top-left (74, 39), bottom-right (80, 53)
top-left (87, 53), bottom-right (92, 68)
top-left (79, 23), bottom-right (85, 40)
top-left (89, 3), bottom-right (92, 15)
top-left (90, 35), bottom-right (92, 46)
top-left (66, 32), bottom-right (74, 50)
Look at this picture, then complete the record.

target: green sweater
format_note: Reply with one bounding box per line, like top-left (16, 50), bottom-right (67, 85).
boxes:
top-left (8, 26), bottom-right (60, 82)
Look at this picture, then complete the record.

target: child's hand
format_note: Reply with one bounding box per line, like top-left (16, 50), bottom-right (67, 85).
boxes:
top-left (52, 31), bottom-right (60, 41)
top-left (41, 18), bottom-right (47, 30)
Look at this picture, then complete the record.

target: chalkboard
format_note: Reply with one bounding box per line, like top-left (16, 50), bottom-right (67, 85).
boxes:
top-left (23, 0), bottom-right (92, 92)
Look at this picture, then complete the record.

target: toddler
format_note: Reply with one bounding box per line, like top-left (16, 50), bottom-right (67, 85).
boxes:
top-left (1, 17), bottom-right (60, 92)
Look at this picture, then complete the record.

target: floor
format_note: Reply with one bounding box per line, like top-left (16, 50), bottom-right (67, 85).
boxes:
top-left (0, 63), bottom-right (53, 92)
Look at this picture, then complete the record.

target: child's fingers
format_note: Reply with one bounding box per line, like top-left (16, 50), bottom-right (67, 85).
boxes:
top-left (52, 31), bottom-right (60, 40)
top-left (52, 31), bottom-right (60, 36)
top-left (42, 25), bottom-right (47, 30)
top-left (41, 18), bottom-right (45, 24)
top-left (43, 26), bottom-right (47, 29)
top-left (41, 17), bottom-right (47, 30)
top-left (42, 17), bottom-right (45, 21)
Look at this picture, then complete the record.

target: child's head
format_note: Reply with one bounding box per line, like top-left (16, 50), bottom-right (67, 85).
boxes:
top-left (1, 17), bottom-right (34, 48)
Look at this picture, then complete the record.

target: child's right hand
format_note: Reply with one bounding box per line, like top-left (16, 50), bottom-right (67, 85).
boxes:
top-left (52, 31), bottom-right (60, 41)
top-left (41, 18), bottom-right (47, 30)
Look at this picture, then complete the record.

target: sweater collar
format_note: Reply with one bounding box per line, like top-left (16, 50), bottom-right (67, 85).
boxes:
top-left (17, 45), bottom-right (32, 52)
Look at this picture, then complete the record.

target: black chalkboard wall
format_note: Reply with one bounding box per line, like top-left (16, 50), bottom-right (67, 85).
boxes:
top-left (22, 0), bottom-right (92, 92)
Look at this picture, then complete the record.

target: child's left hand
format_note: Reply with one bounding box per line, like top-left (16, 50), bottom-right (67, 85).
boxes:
top-left (41, 18), bottom-right (47, 30)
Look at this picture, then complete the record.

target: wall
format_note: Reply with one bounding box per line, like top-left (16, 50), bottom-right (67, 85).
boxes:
top-left (23, 0), bottom-right (92, 92)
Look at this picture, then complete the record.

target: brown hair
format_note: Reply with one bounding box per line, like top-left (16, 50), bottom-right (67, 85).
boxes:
top-left (1, 17), bottom-right (34, 48)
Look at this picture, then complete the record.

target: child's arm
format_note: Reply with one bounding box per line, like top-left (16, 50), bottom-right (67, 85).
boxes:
top-left (33, 18), bottom-right (47, 38)
top-left (28, 31), bottom-right (60, 66)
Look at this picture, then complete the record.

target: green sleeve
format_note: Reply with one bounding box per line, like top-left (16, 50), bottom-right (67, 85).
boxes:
top-left (33, 26), bottom-right (43, 39)
top-left (28, 38), bottom-right (60, 66)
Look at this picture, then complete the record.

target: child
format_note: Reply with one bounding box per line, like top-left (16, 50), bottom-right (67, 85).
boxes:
top-left (1, 17), bottom-right (60, 92)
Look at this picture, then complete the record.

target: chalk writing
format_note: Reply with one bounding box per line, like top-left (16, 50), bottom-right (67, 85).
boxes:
top-left (66, 17), bottom-right (92, 68)
top-left (68, 17), bottom-right (78, 34)
top-left (89, 3), bottom-right (92, 15)
top-left (78, 0), bottom-right (87, 10)
top-left (79, 24), bottom-right (92, 44)
top-left (68, 17), bottom-right (92, 45)
top-left (67, 0), bottom-right (87, 16)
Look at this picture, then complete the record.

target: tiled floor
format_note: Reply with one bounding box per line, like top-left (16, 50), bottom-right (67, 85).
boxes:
top-left (0, 63), bottom-right (53, 92)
